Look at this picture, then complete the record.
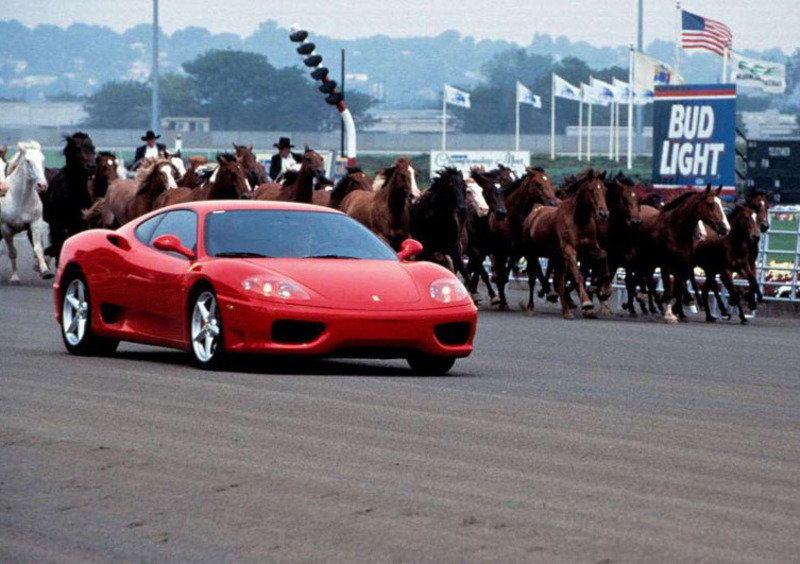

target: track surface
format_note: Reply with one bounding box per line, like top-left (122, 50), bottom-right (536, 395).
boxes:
top-left (2, 242), bottom-right (800, 563)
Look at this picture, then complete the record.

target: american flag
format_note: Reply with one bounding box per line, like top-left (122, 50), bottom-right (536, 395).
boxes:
top-left (681, 10), bottom-right (732, 57)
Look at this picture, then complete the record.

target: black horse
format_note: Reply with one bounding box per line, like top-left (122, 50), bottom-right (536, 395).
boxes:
top-left (44, 132), bottom-right (96, 261)
top-left (410, 168), bottom-right (469, 279)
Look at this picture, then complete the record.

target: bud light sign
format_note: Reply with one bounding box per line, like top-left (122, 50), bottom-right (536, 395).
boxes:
top-left (652, 84), bottom-right (737, 196)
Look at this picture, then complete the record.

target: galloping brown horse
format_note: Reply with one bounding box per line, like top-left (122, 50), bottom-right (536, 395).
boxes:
top-left (89, 151), bottom-right (119, 200)
top-left (179, 156), bottom-right (211, 188)
top-left (233, 143), bottom-right (268, 187)
top-left (340, 156), bottom-right (416, 250)
top-left (632, 185), bottom-right (730, 323)
top-left (154, 154), bottom-right (250, 208)
top-left (328, 167), bottom-right (373, 209)
top-left (695, 205), bottom-right (761, 324)
top-left (102, 158), bottom-right (178, 227)
top-left (521, 170), bottom-right (610, 319)
top-left (743, 190), bottom-right (771, 303)
top-left (253, 148), bottom-right (324, 204)
top-left (490, 166), bottom-right (559, 310)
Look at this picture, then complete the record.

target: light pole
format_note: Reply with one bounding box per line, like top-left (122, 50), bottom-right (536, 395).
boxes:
top-left (635, 0), bottom-right (643, 158)
top-left (151, 0), bottom-right (159, 133)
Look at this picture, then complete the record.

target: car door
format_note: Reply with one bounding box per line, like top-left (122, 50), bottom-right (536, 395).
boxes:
top-left (124, 209), bottom-right (199, 345)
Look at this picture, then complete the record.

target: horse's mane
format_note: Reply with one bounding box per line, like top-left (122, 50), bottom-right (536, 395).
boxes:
top-left (661, 190), bottom-right (699, 212)
top-left (97, 150), bottom-right (115, 159)
top-left (135, 158), bottom-right (173, 195)
top-left (429, 167), bottom-right (461, 193)
top-left (216, 153), bottom-right (237, 164)
top-left (6, 141), bottom-right (41, 176)
top-left (17, 140), bottom-right (41, 152)
top-left (529, 166), bottom-right (545, 174)
top-left (281, 170), bottom-right (300, 186)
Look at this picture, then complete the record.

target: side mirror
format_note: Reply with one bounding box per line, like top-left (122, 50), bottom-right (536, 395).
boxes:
top-left (397, 238), bottom-right (423, 261)
top-left (152, 234), bottom-right (194, 259)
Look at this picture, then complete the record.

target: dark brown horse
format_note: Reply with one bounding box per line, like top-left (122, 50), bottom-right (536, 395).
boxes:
top-left (489, 167), bottom-right (559, 310)
top-left (89, 151), bottom-right (119, 200)
top-left (233, 143), bottom-right (268, 187)
top-left (102, 158), bottom-right (179, 227)
top-left (340, 156), bottom-right (416, 250)
top-left (179, 156), bottom-right (211, 188)
top-left (632, 185), bottom-right (730, 323)
top-left (695, 205), bottom-right (761, 324)
top-left (155, 154), bottom-right (250, 208)
top-left (253, 148), bottom-right (324, 204)
top-left (743, 190), bottom-right (771, 303)
top-left (43, 132), bottom-right (96, 260)
top-left (328, 167), bottom-right (373, 209)
top-left (521, 170), bottom-right (610, 318)
top-left (410, 167), bottom-right (469, 275)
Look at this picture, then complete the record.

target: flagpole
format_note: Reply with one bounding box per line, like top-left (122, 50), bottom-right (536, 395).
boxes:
top-left (442, 83), bottom-right (447, 151)
top-left (515, 83), bottom-right (520, 152)
top-left (550, 75), bottom-right (556, 160)
top-left (578, 95), bottom-right (583, 161)
top-left (587, 100), bottom-right (593, 163)
top-left (615, 100), bottom-right (621, 162)
top-left (627, 44), bottom-right (634, 170)
top-left (722, 47), bottom-right (729, 83)
top-left (608, 101), bottom-right (614, 159)
top-left (675, 1), bottom-right (681, 74)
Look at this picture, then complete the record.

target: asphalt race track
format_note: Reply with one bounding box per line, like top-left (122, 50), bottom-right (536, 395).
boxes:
top-left (2, 238), bottom-right (800, 563)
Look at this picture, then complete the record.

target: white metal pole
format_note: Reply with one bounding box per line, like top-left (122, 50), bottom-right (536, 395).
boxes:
top-left (578, 97), bottom-right (583, 161)
top-left (515, 96), bottom-right (520, 152)
top-left (675, 1), bottom-right (681, 74)
top-left (150, 0), bottom-right (159, 132)
top-left (587, 101), bottom-right (593, 162)
top-left (627, 45), bottom-right (634, 170)
top-left (442, 83), bottom-right (447, 151)
top-left (615, 100), bottom-right (621, 162)
top-left (550, 76), bottom-right (556, 160)
top-left (608, 101), bottom-right (614, 159)
top-left (722, 48), bottom-right (729, 83)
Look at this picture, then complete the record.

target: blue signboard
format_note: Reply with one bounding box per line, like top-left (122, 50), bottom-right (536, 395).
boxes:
top-left (652, 84), bottom-right (737, 196)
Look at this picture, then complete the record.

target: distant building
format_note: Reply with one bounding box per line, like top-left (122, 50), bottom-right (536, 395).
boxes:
top-left (160, 116), bottom-right (211, 133)
top-left (0, 101), bottom-right (87, 127)
top-left (740, 110), bottom-right (799, 139)
top-left (364, 109), bottom-right (457, 134)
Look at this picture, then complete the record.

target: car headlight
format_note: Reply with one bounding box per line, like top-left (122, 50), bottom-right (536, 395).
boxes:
top-left (429, 278), bottom-right (469, 304)
top-left (242, 275), bottom-right (311, 301)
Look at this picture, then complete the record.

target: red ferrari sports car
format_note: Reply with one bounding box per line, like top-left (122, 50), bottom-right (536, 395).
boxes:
top-left (54, 201), bottom-right (477, 374)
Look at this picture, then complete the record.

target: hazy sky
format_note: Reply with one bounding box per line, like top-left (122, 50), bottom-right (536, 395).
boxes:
top-left (4, 1), bottom-right (798, 52)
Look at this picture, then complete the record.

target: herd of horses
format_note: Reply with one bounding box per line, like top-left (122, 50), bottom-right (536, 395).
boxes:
top-left (0, 132), bottom-right (772, 325)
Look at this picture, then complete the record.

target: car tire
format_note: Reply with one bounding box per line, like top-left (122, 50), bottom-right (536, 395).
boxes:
top-left (60, 272), bottom-right (119, 356)
top-left (406, 354), bottom-right (456, 376)
top-left (189, 288), bottom-right (225, 370)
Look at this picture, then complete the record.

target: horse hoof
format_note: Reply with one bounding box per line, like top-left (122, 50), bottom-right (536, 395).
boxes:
top-left (706, 316), bottom-right (717, 323)
top-left (581, 301), bottom-right (594, 311)
top-left (723, 314), bottom-right (732, 321)
top-left (664, 314), bottom-right (678, 324)
top-left (498, 302), bottom-right (510, 312)
top-left (490, 296), bottom-right (501, 306)
top-left (582, 310), bottom-right (597, 319)
top-left (10, 276), bottom-right (21, 285)
top-left (40, 270), bottom-right (54, 280)
top-left (546, 292), bottom-right (559, 304)
top-left (563, 311), bottom-right (574, 320)
top-left (471, 293), bottom-right (483, 305)
top-left (741, 318), bottom-right (750, 326)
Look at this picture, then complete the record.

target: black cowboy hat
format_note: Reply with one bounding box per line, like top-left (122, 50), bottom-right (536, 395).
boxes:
top-left (273, 137), bottom-right (294, 149)
top-left (141, 130), bottom-right (161, 141)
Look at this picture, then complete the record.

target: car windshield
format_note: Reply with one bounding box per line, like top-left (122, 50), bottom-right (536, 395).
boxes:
top-left (205, 210), bottom-right (398, 261)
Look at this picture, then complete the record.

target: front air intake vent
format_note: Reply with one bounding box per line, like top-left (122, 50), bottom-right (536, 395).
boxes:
top-left (271, 320), bottom-right (325, 344)
top-left (434, 322), bottom-right (471, 346)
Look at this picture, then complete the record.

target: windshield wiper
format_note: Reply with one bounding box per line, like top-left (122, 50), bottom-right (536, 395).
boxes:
top-left (303, 254), bottom-right (361, 259)
top-left (215, 251), bottom-right (270, 258)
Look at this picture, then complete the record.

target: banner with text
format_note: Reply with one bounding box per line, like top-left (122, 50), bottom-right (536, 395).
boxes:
top-left (651, 84), bottom-right (737, 195)
top-left (430, 151), bottom-right (530, 177)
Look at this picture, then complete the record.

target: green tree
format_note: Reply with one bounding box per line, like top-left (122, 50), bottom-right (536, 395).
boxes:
top-left (84, 80), bottom-right (151, 128)
top-left (159, 73), bottom-right (202, 117)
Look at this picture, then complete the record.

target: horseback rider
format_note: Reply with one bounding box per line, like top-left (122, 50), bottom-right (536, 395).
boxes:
top-left (269, 137), bottom-right (302, 181)
top-left (133, 130), bottom-right (166, 169)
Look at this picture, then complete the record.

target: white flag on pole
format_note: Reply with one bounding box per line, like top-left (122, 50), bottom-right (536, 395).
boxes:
top-left (590, 77), bottom-right (618, 104)
top-left (613, 78), bottom-right (652, 106)
top-left (516, 81), bottom-right (542, 108)
top-left (731, 52), bottom-right (786, 93)
top-left (444, 84), bottom-right (471, 108)
top-left (552, 74), bottom-right (582, 101)
top-left (581, 82), bottom-right (611, 106)
top-left (632, 52), bottom-right (683, 91)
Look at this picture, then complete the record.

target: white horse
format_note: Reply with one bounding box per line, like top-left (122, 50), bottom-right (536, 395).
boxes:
top-left (0, 141), bottom-right (52, 283)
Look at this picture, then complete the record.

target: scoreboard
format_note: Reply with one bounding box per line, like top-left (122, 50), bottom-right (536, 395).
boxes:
top-left (746, 139), bottom-right (800, 204)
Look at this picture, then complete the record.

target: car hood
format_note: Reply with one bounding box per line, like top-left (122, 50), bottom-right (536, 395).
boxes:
top-left (242, 258), bottom-right (423, 310)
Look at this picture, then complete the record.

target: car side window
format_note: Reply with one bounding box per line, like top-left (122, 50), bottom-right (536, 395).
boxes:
top-left (148, 210), bottom-right (198, 257)
top-left (134, 214), bottom-right (165, 244)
